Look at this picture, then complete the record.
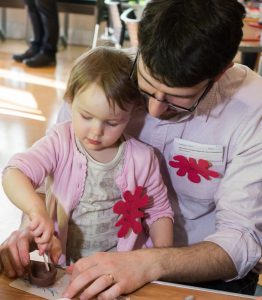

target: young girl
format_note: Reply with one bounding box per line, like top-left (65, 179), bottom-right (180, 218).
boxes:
top-left (2, 46), bottom-right (174, 265)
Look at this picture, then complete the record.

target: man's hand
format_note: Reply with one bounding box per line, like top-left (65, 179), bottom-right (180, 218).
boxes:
top-left (0, 228), bottom-right (32, 278)
top-left (63, 249), bottom-right (160, 300)
top-left (0, 228), bottom-right (62, 278)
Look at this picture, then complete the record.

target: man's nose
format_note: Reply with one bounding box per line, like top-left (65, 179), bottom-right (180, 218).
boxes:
top-left (147, 97), bottom-right (168, 117)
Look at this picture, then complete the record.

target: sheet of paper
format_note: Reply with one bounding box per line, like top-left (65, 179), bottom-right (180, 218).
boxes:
top-left (30, 249), bottom-right (51, 263)
top-left (10, 250), bottom-right (130, 300)
top-left (10, 268), bottom-right (71, 300)
top-left (173, 138), bottom-right (224, 165)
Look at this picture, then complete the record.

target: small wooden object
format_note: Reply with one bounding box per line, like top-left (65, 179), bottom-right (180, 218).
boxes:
top-left (43, 253), bottom-right (50, 272)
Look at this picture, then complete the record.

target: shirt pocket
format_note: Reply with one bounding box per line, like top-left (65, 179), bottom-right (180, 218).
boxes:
top-left (169, 154), bottom-right (226, 202)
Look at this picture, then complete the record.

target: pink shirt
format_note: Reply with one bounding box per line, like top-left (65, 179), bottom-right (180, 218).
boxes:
top-left (5, 122), bottom-right (173, 265)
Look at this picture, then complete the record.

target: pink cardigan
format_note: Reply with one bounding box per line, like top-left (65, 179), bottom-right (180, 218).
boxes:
top-left (5, 121), bottom-right (173, 265)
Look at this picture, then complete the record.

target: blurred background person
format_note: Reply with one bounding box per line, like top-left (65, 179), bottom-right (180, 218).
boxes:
top-left (12, 0), bottom-right (59, 68)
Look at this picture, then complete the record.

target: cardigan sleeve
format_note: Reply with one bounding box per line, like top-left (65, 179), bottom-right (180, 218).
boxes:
top-left (3, 123), bottom-right (69, 189)
top-left (142, 147), bottom-right (174, 228)
top-left (122, 137), bottom-right (174, 228)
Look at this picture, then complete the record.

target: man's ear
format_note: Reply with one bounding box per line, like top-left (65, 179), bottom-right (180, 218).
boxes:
top-left (213, 62), bottom-right (234, 81)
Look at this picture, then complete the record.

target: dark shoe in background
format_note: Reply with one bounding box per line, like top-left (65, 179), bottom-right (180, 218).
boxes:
top-left (24, 52), bottom-right (56, 68)
top-left (12, 47), bottom-right (40, 63)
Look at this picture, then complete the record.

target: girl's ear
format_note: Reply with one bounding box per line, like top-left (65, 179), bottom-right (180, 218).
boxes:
top-left (213, 62), bottom-right (234, 82)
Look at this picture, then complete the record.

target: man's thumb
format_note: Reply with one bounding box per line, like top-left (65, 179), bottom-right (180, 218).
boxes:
top-left (66, 264), bottom-right (74, 274)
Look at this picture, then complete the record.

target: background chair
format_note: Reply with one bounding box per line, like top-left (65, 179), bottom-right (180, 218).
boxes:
top-left (103, 0), bottom-right (128, 48)
top-left (120, 7), bottom-right (139, 48)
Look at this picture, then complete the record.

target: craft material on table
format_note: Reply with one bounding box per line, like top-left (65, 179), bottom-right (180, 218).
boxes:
top-left (28, 260), bottom-right (57, 287)
top-left (10, 268), bottom-right (70, 300)
top-left (43, 253), bottom-right (50, 272)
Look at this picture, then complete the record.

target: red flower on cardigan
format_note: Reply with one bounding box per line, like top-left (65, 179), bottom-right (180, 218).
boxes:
top-left (113, 186), bottom-right (149, 238)
top-left (169, 155), bottom-right (220, 183)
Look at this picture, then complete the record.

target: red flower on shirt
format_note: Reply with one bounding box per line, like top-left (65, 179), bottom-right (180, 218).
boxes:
top-left (113, 186), bottom-right (149, 238)
top-left (169, 155), bottom-right (220, 183)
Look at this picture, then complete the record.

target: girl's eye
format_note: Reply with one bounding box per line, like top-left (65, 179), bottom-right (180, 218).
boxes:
top-left (106, 122), bottom-right (118, 127)
top-left (81, 114), bottom-right (91, 120)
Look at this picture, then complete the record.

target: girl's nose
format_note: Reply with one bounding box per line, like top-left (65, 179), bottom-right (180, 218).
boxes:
top-left (90, 120), bottom-right (103, 136)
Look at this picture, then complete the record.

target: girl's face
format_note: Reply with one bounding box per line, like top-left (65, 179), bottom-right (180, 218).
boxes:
top-left (71, 82), bottom-right (133, 152)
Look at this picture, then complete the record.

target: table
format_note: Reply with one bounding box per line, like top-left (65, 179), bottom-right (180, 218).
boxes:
top-left (239, 17), bottom-right (262, 51)
top-left (239, 40), bottom-right (262, 53)
top-left (239, 18), bottom-right (262, 74)
top-left (239, 41), bottom-right (262, 76)
top-left (0, 274), bottom-right (256, 300)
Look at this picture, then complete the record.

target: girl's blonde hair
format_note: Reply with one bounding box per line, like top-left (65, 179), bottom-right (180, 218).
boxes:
top-left (64, 46), bottom-right (142, 111)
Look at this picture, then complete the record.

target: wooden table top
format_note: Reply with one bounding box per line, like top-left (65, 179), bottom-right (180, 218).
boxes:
top-left (240, 17), bottom-right (262, 53)
top-left (0, 274), bottom-right (256, 300)
top-left (239, 41), bottom-right (262, 53)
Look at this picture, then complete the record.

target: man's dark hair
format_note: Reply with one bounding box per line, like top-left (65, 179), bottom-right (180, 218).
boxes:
top-left (138, 0), bottom-right (246, 87)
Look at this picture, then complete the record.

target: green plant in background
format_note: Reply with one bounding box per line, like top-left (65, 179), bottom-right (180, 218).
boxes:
top-left (128, 0), bottom-right (139, 4)
top-left (128, 0), bottom-right (147, 5)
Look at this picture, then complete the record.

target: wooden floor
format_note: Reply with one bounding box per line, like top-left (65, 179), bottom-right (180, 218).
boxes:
top-left (0, 39), bottom-right (89, 243)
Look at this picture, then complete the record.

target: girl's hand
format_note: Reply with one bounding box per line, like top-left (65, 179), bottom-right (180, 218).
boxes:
top-left (29, 210), bottom-right (54, 255)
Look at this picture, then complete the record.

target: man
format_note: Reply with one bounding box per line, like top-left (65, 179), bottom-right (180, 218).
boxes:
top-left (12, 0), bottom-right (58, 67)
top-left (1, 1), bottom-right (262, 300)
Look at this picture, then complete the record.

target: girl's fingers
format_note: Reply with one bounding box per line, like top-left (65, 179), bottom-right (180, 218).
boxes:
top-left (37, 243), bottom-right (48, 256)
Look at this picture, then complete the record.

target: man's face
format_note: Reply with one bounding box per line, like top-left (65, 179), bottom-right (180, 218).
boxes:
top-left (137, 57), bottom-right (211, 119)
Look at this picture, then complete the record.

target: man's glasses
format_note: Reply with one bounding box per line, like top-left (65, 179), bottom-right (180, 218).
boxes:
top-left (130, 52), bottom-right (213, 112)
